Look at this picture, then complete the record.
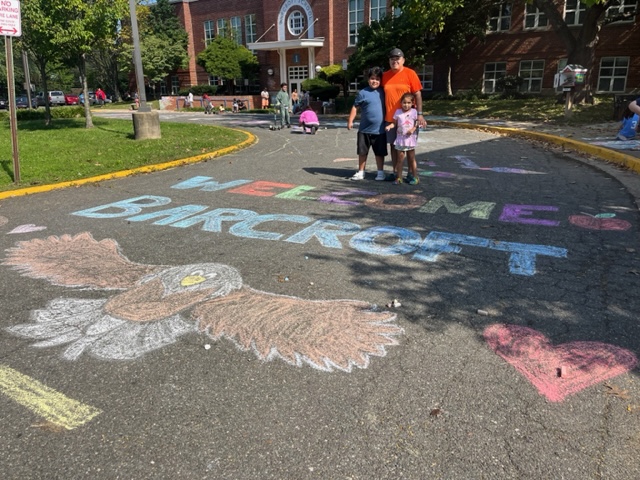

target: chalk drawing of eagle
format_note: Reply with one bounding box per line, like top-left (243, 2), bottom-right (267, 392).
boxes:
top-left (3, 233), bottom-right (402, 372)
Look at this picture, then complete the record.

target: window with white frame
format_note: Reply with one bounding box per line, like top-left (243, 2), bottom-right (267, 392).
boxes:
top-left (419, 65), bottom-right (434, 91)
top-left (555, 58), bottom-right (568, 92)
top-left (171, 75), bottom-right (180, 95)
top-left (245, 14), bottom-right (257, 44)
top-left (597, 56), bottom-right (629, 92)
top-left (524, 4), bottom-right (548, 29)
top-left (160, 81), bottom-right (167, 95)
top-left (204, 20), bottom-right (215, 47)
top-left (349, 0), bottom-right (364, 46)
top-left (370, 0), bottom-right (386, 22)
top-left (209, 75), bottom-right (224, 86)
top-left (230, 16), bottom-right (242, 44)
top-left (519, 60), bottom-right (544, 93)
top-left (288, 11), bottom-right (305, 36)
top-left (217, 18), bottom-right (227, 35)
top-left (564, 0), bottom-right (586, 26)
top-left (606, 0), bottom-right (637, 22)
top-left (488, 3), bottom-right (512, 32)
top-left (483, 62), bottom-right (507, 93)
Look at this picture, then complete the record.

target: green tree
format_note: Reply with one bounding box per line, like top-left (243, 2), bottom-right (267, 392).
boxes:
top-left (21, 0), bottom-right (128, 126)
top-left (348, 0), bottom-right (462, 79)
top-left (197, 36), bottom-right (258, 94)
top-left (531, 0), bottom-right (637, 95)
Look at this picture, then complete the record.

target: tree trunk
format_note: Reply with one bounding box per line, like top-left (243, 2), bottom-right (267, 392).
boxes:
top-left (80, 54), bottom-right (94, 129)
top-left (446, 64), bottom-right (453, 96)
top-left (35, 59), bottom-right (51, 126)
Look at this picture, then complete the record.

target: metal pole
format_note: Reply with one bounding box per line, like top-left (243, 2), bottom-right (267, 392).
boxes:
top-left (128, 0), bottom-right (150, 112)
top-left (6, 36), bottom-right (20, 184)
top-left (22, 49), bottom-right (32, 109)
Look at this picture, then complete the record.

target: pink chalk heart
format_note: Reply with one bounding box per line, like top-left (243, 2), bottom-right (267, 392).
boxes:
top-left (484, 324), bottom-right (638, 402)
top-left (8, 224), bottom-right (47, 234)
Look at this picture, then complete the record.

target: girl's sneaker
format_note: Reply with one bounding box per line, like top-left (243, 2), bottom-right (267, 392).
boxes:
top-left (393, 178), bottom-right (403, 185)
top-left (375, 171), bottom-right (386, 181)
top-left (407, 175), bottom-right (419, 185)
top-left (350, 170), bottom-right (365, 181)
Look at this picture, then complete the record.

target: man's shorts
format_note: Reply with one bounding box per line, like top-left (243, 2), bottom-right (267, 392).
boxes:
top-left (357, 131), bottom-right (388, 157)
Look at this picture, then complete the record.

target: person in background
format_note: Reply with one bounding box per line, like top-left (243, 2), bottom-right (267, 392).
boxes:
top-left (185, 91), bottom-right (194, 108)
top-left (617, 105), bottom-right (638, 140)
top-left (298, 105), bottom-right (320, 134)
top-left (202, 92), bottom-right (212, 114)
top-left (291, 88), bottom-right (300, 113)
top-left (275, 83), bottom-right (292, 128)
top-left (347, 66), bottom-right (387, 181)
top-left (232, 98), bottom-right (239, 113)
top-left (261, 88), bottom-right (270, 109)
top-left (382, 48), bottom-right (426, 182)
top-left (95, 87), bottom-right (107, 106)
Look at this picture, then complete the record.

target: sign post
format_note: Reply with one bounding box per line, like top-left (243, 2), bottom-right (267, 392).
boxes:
top-left (1, 0), bottom-right (22, 184)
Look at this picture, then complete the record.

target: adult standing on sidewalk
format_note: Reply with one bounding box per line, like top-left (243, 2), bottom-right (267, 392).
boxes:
top-left (275, 83), bottom-right (292, 128)
top-left (382, 48), bottom-right (427, 181)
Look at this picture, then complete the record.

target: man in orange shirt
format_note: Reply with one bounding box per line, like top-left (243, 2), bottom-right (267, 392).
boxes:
top-left (382, 48), bottom-right (427, 182)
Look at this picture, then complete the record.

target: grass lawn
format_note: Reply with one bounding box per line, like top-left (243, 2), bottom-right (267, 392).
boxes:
top-left (425, 96), bottom-right (616, 124)
top-left (0, 116), bottom-right (249, 192)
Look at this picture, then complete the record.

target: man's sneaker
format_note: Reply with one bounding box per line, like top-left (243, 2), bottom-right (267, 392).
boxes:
top-left (392, 177), bottom-right (403, 185)
top-left (384, 173), bottom-right (396, 182)
top-left (374, 171), bottom-right (386, 181)
top-left (407, 175), bottom-right (419, 185)
top-left (350, 171), bottom-right (365, 181)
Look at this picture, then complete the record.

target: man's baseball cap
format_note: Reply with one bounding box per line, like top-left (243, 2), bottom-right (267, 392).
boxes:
top-left (389, 48), bottom-right (404, 58)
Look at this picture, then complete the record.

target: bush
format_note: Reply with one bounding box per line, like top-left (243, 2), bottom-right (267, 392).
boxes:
top-left (178, 85), bottom-right (218, 96)
top-left (0, 106), bottom-right (86, 121)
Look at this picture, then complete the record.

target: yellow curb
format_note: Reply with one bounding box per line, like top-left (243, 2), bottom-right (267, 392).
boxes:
top-left (0, 127), bottom-right (256, 200)
top-left (429, 120), bottom-right (640, 175)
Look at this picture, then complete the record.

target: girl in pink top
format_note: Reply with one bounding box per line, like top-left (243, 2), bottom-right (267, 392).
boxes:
top-left (385, 92), bottom-right (419, 184)
top-left (299, 106), bottom-right (320, 134)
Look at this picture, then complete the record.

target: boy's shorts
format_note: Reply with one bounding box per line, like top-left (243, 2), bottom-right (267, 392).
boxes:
top-left (357, 132), bottom-right (388, 157)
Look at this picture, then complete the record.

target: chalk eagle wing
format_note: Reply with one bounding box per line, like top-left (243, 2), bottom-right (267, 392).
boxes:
top-left (192, 287), bottom-right (403, 372)
top-left (3, 232), bottom-right (161, 289)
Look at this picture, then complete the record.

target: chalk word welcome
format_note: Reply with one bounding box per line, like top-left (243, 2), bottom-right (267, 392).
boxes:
top-left (72, 196), bottom-right (568, 276)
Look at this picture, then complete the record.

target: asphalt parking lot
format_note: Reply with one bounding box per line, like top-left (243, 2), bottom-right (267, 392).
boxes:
top-left (1, 111), bottom-right (640, 479)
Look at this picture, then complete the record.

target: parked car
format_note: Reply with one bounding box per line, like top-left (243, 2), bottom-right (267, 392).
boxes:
top-left (64, 93), bottom-right (79, 105)
top-left (35, 90), bottom-right (66, 106)
top-left (79, 91), bottom-right (96, 105)
top-left (0, 98), bottom-right (7, 110)
top-left (15, 96), bottom-right (36, 109)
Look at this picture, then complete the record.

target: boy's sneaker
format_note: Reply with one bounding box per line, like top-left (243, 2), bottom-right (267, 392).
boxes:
top-left (384, 173), bottom-right (396, 182)
top-left (350, 170), bottom-right (365, 181)
top-left (407, 175), bottom-right (419, 185)
top-left (374, 171), bottom-right (386, 181)
top-left (392, 178), bottom-right (403, 185)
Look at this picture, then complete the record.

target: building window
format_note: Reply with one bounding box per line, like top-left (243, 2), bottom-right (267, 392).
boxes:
top-left (483, 62), bottom-right (507, 93)
top-left (555, 58), bottom-right (568, 93)
top-left (204, 20), bottom-right (215, 47)
top-left (349, 0), bottom-right (364, 46)
top-left (370, 0), bottom-right (386, 22)
top-left (597, 57), bottom-right (629, 92)
top-left (524, 5), bottom-right (548, 29)
top-left (230, 16), bottom-right (242, 44)
top-left (209, 75), bottom-right (224, 86)
top-left (519, 60), bottom-right (544, 93)
top-left (564, 0), bottom-right (586, 26)
top-left (245, 14), bottom-right (257, 44)
top-left (288, 11), bottom-right (305, 36)
top-left (217, 18), bottom-right (227, 35)
top-left (160, 80), bottom-right (167, 96)
top-left (488, 3), bottom-right (512, 32)
top-left (606, 0), bottom-right (636, 22)
top-left (171, 75), bottom-right (180, 95)
top-left (419, 65), bottom-right (434, 91)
